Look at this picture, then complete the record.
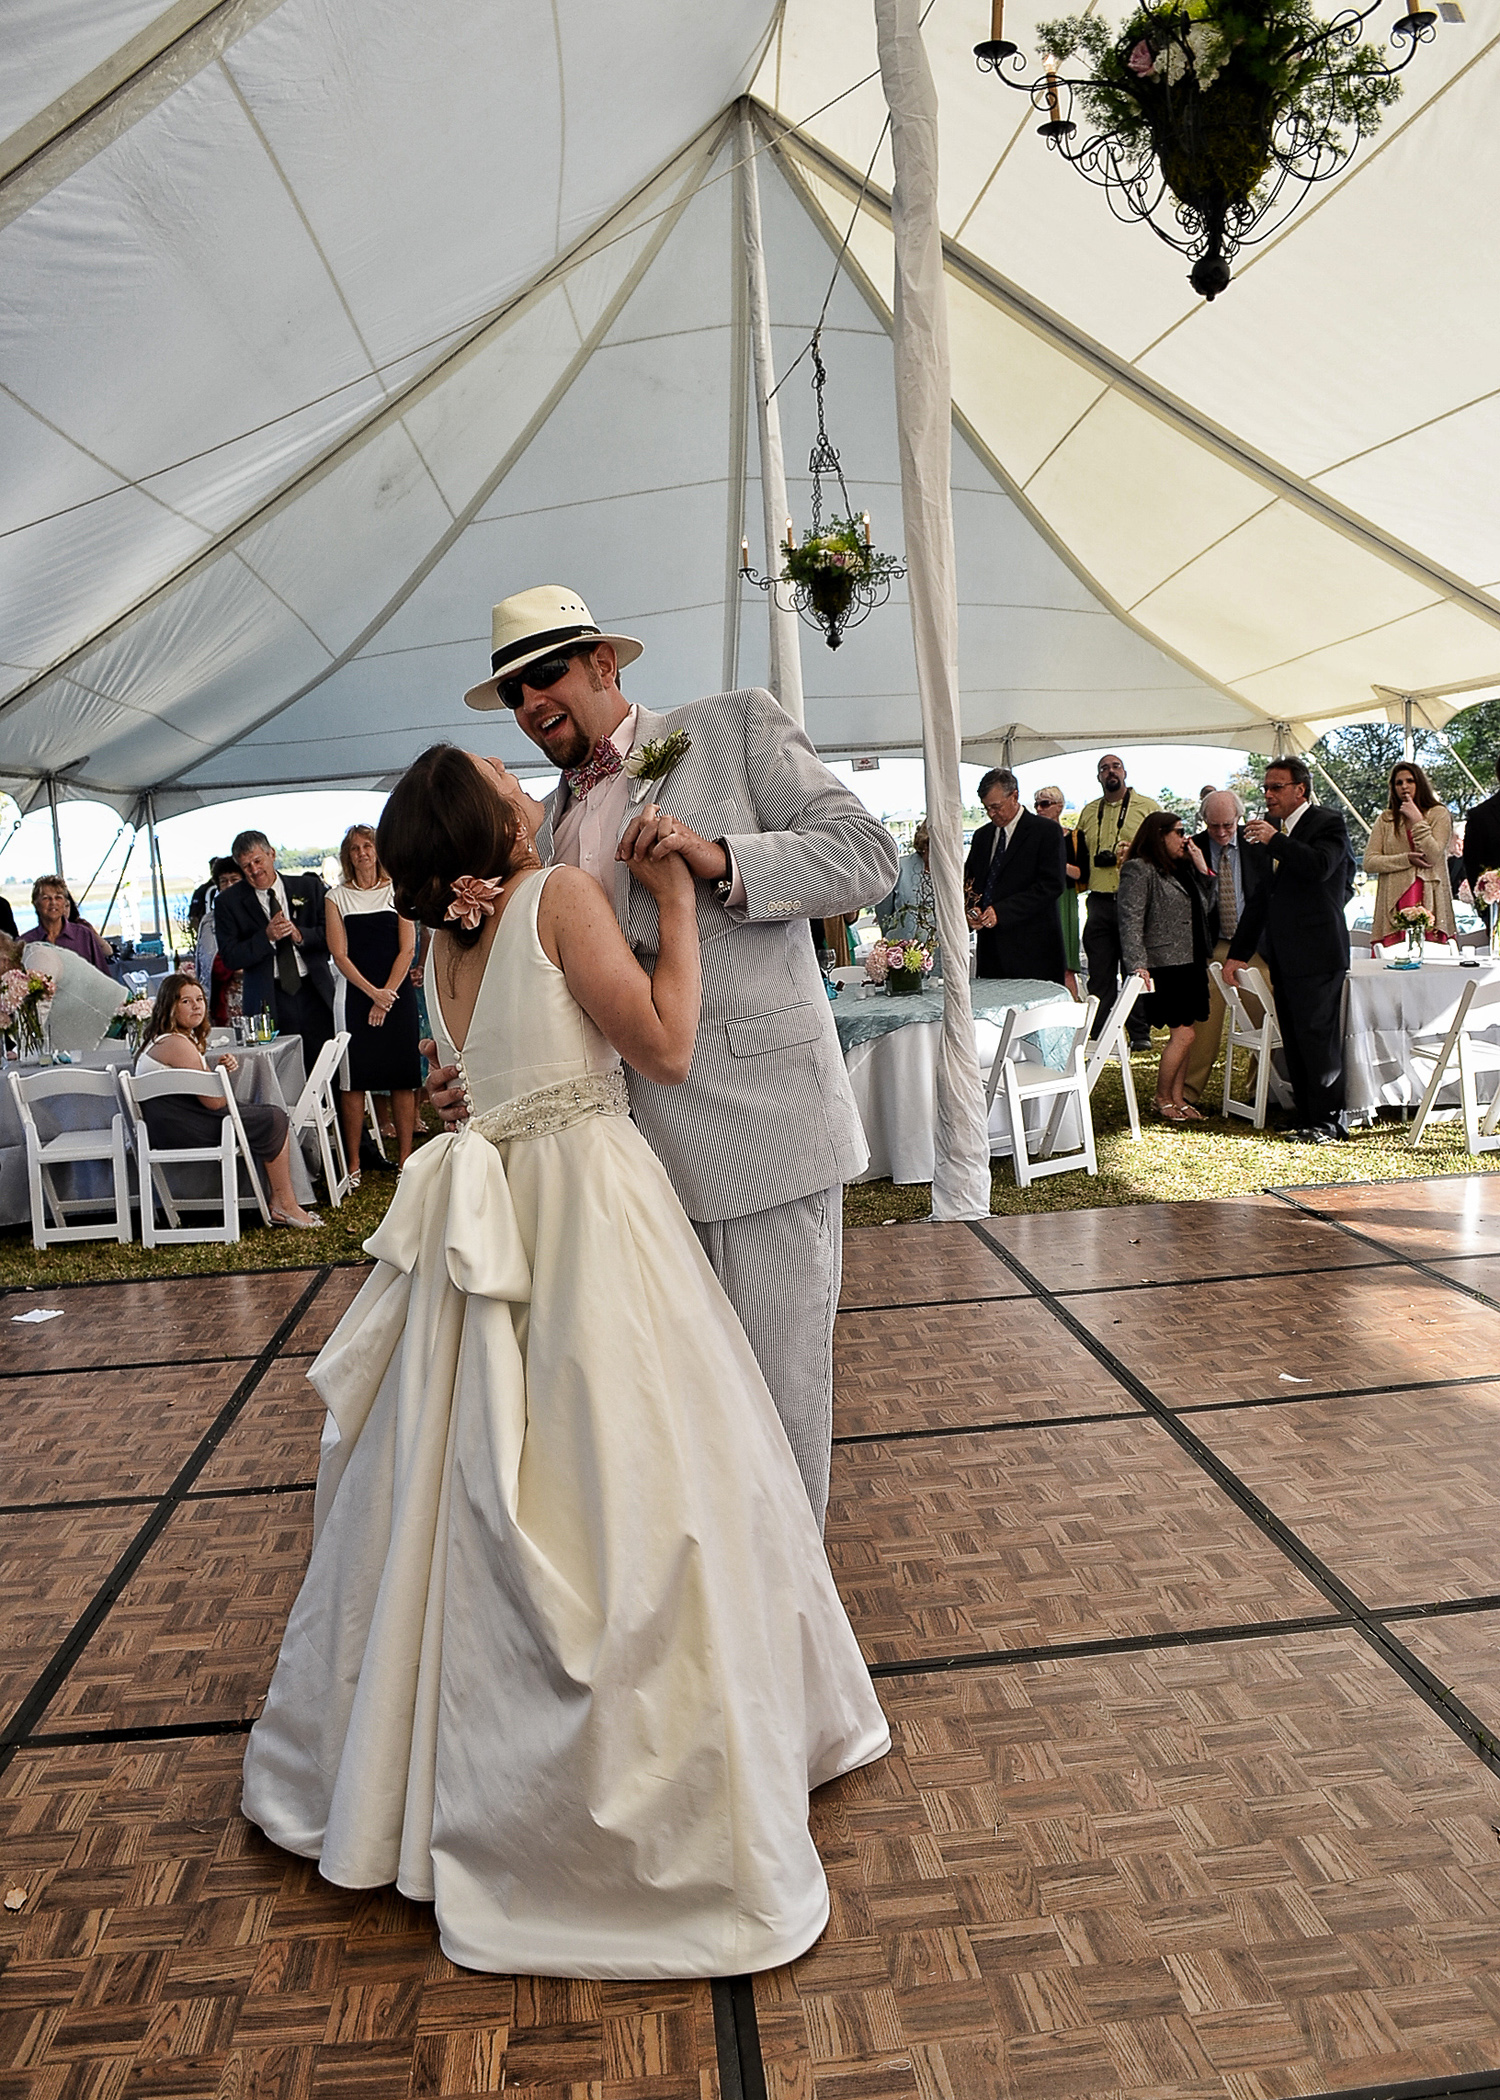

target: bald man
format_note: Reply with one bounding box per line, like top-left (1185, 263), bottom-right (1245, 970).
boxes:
top-left (1184, 790), bottom-right (1270, 1110)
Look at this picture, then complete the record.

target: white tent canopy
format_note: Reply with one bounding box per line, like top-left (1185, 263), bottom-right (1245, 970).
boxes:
top-left (4, 0), bottom-right (1499, 818)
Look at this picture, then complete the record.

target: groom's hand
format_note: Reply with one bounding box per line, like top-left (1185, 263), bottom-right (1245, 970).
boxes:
top-left (617, 807), bottom-right (728, 883)
top-left (421, 1042), bottom-right (468, 1126)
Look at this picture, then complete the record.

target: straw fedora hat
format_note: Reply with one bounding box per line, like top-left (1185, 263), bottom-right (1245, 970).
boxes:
top-left (463, 585), bottom-right (643, 711)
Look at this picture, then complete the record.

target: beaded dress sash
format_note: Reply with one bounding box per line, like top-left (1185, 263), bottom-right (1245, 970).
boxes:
top-left (467, 1066), bottom-right (630, 1145)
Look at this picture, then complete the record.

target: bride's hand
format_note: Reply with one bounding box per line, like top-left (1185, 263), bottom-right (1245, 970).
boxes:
top-left (626, 833), bottom-right (696, 905)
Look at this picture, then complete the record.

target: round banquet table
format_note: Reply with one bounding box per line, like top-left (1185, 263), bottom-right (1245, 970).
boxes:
top-left (835, 976), bottom-right (1077, 1185)
top-left (0, 1033), bottom-right (314, 1226)
top-left (1344, 949), bottom-right (1500, 1115)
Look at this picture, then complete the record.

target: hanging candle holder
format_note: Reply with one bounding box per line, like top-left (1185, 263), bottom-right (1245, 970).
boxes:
top-left (741, 335), bottom-right (906, 650)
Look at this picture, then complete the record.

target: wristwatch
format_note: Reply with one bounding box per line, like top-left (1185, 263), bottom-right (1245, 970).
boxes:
top-left (714, 838), bottom-right (733, 899)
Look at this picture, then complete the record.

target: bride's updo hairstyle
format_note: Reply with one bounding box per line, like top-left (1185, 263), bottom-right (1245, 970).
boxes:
top-left (377, 743), bottom-right (521, 949)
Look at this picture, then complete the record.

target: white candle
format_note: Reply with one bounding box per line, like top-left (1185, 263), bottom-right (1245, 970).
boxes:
top-left (785, 517), bottom-right (795, 549)
top-left (741, 537), bottom-right (750, 571)
top-left (1045, 56), bottom-right (1061, 121)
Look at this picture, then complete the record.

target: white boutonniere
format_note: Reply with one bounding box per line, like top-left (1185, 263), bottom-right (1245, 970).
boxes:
top-left (624, 730), bottom-right (691, 803)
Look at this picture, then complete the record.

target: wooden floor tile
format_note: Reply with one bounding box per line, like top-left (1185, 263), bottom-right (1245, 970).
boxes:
top-left (1428, 1253), bottom-right (1500, 1305)
top-left (282, 1268), bottom-right (369, 1356)
top-left (759, 1632), bottom-right (1500, 2100)
top-left (1191, 1385), bottom-right (1500, 1608)
top-left (1287, 1173), bottom-right (1500, 1259)
top-left (195, 1360), bottom-right (324, 1494)
top-left (979, 1199), bottom-right (1389, 1293)
top-left (1066, 1266), bottom-right (1500, 1406)
top-left (0, 1735), bottom-right (719, 2096)
top-left (835, 1301), bottom-right (1139, 1441)
top-left (1, 1510), bottom-right (147, 1732)
top-left (0, 1368), bottom-right (247, 1511)
top-left (826, 1419), bottom-right (1324, 1663)
top-left (839, 1224), bottom-right (1023, 1311)
top-left (0, 1275), bottom-right (316, 1376)
top-left (1398, 1607), bottom-right (1500, 1750)
top-left (29, 1497), bottom-right (315, 1736)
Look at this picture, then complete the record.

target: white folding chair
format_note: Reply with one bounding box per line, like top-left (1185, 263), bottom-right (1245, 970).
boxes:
top-left (987, 997), bottom-right (1098, 1188)
top-left (7, 1068), bottom-right (132, 1250)
top-left (1407, 976), bottom-right (1500, 1151)
top-left (117, 1066), bottom-right (266, 1247)
top-left (1212, 962), bottom-right (1293, 1128)
top-left (289, 1031), bottom-right (353, 1203)
top-left (1082, 976), bottom-right (1144, 1140)
top-left (831, 967), bottom-right (865, 987)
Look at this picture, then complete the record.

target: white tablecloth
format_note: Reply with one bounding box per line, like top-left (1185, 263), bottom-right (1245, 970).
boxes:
top-left (0, 1035), bottom-right (313, 1225)
top-left (840, 985), bottom-right (1082, 1185)
top-left (1344, 951), bottom-right (1500, 1113)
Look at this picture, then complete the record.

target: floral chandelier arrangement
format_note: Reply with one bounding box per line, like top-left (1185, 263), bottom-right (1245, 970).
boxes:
top-left (975, 0), bottom-right (1438, 298)
top-left (741, 335), bottom-right (906, 649)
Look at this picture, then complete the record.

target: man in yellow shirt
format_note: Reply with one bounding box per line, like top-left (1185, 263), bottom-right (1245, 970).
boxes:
top-left (1077, 753), bottom-right (1160, 1049)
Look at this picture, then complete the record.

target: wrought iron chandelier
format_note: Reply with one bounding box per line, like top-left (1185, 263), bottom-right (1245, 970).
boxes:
top-left (975, 0), bottom-right (1440, 298)
top-left (741, 335), bottom-right (906, 650)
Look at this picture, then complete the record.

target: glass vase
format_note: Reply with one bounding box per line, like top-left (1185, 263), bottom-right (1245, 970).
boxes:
top-left (1490, 914), bottom-right (1500, 964)
top-left (887, 967), bottom-right (924, 996)
top-left (15, 1005), bottom-right (44, 1059)
top-left (1406, 927), bottom-right (1424, 963)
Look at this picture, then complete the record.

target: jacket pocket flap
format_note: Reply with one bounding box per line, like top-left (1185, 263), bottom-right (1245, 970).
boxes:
top-left (724, 1003), bottom-right (823, 1058)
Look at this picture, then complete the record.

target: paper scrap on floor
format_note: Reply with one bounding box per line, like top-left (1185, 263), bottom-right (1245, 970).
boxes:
top-left (11, 1308), bottom-right (63, 1323)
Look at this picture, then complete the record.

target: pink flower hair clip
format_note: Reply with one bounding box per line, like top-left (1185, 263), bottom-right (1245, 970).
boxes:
top-left (445, 874), bottom-right (504, 931)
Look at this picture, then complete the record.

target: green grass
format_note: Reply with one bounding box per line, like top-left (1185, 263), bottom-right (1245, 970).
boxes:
top-left (841, 1047), bottom-right (1500, 1228)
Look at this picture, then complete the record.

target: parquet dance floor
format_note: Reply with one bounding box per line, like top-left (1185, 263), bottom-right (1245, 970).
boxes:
top-left (7, 1179), bottom-right (1500, 2097)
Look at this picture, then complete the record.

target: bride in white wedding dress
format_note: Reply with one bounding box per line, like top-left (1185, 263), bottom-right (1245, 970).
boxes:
top-left (241, 743), bottom-right (889, 1979)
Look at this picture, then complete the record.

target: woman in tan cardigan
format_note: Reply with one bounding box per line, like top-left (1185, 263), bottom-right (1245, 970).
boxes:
top-left (1363, 761), bottom-right (1456, 939)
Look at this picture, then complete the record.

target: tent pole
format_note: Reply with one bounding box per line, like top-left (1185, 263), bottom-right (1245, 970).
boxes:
top-left (46, 776), bottom-right (62, 876)
top-left (146, 793), bottom-right (168, 949)
top-left (75, 822), bottom-right (130, 914)
top-left (724, 111), bottom-right (752, 694)
top-left (1403, 696), bottom-right (1415, 763)
top-left (738, 107), bottom-right (805, 726)
top-left (99, 829), bottom-right (137, 942)
top-left (875, 0), bottom-right (990, 1222)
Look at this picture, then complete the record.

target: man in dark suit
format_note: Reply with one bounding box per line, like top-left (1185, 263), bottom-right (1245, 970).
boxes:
top-left (1462, 760), bottom-right (1500, 923)
top-left (1224, 759), bottom-right (1351, 1142)
top-left (214, 829), bottom-right (333, 1063)
top-left (1183, 789), bottom-right (1271, 1110)
top-left (963, 767), bottom-right (1067, 982)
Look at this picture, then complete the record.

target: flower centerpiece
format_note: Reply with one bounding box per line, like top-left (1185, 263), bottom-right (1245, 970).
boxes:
top-left (1391, 901), bottom-right (1434, 960)
top-left (120, 994), bottom-right (155, 1056)
top-left (0, 964), bottom-right (56, 1058)
top-left (865, 938), bottom-right (936, 997)
top-left (779, 515), bottom-right (906, 651)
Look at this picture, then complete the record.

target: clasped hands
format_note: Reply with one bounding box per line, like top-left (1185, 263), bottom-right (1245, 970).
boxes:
top-left (266, 910), bottom-right (299, 944)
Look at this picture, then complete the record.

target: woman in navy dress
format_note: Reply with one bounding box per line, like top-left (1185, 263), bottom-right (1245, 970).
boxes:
top-left (325, 825), bottom-right (420, 1177)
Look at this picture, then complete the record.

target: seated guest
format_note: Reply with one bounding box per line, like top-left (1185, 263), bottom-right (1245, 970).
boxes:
top-left (136, 972), bottom-right (320, 1228)
top-left (877, 820), bottom-right (933, 944)
top-left (1118, 810), bottom-right (1214, 1125)
top-left (1364, 760), bottom-right (1456, 941)
top-left (963, 767), bottom-right (1067, 983)
top-left (214, 831), bottom-right (333, 1061)
top-left (20, 875), bottom-right (111, 973)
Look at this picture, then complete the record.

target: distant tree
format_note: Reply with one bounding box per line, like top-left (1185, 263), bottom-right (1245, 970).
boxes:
top-left (1154, 784), bottom-right (1200, 822)
top-left (1443, 697), bottom-right (1500, 804)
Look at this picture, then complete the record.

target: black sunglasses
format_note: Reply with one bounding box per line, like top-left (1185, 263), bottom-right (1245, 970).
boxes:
top-left (496, 648), bottom-right (587, 712)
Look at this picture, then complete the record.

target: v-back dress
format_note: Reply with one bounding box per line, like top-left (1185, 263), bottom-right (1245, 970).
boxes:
top-left (241, 868), bottom-right (888, 1977)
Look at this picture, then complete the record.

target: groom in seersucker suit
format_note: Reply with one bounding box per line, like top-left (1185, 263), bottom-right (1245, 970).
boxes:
top-left (425, 585), bottom-right (899, 1524)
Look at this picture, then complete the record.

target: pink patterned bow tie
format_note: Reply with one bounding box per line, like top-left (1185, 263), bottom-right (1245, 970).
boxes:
top-left (563, 739), bottom-right (623, 800)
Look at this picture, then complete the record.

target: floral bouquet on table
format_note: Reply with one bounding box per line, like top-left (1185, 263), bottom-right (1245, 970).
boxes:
top-left (120, 994), bottom-right (154, 1056)
top-left (1475, 870), bottom-right (1500, 956)
top-left (865, 938), bottom-right (935, 997)
top-left (1390, 903), bottom-right (1435, 961)
top-left (0, 964), bottom-right (56, 1058)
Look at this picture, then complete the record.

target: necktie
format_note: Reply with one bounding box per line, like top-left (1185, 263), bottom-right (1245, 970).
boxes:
top-left (265, 889), bottom-right (300, 995)
top-left (982, 824), bottom-right (1007, 908)
top-left (563, 739), bottom-right (624, 800)
top-left (1217, 845), bottom-right (1238, 940)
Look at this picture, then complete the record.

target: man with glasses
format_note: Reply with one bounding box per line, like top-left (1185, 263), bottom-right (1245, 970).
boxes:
top-left (962, 768), bottom-right (1066, 984)
top-left (427, 584), bottom-right (898, 1523)
top-left (1182, 789), bottom-right (1270, 1112)
top-left (1224, 758), bottom-right (1351, 1142)
top-left (1077, 754), bottom-right (1159, 1048)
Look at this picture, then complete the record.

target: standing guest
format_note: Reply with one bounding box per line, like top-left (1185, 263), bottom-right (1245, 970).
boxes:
top-left (963, 768), bottom-right (1067, 984)
top-left (429, 584), bottom-right (899, 1525)
top-left (326, 823), bottom-right (421, 1177)
top-left (1225, 759), bottom-right (1351, 1143)
top-left (877, 819), bottom-right (933, 944)
top-left (0, 893), bottom-right (15, 940)
top-left (186, 856), bottom-right (223, 940)
top-left (194, 859), bottom-right (241, 1005)
top-left (20, 876), bottom-right (111, 974)
top-left (1183, 790), bottom-right (1270, 1112)
top-left (215, 832), bottom-right (333, 1062)
top-left (1118, 811), bottom-right (1215, 1123)
top-left (136, 973), bottom-right (320, 1227)
top-left (1364, 761), bottom-right (1456, 941)
top-left (1032, 786), bottom-right (1086, 996)
top-left (1077, 755), bottom-right (1160, 1047)
top-left (1463, 762), bottom-right (1500, 923)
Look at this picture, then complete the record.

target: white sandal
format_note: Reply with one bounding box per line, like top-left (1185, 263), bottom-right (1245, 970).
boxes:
top-left (270, 1205), bottom-right (323, 1230)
